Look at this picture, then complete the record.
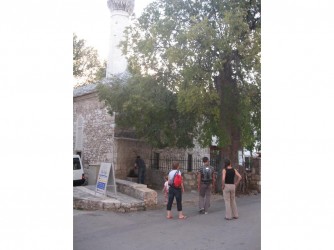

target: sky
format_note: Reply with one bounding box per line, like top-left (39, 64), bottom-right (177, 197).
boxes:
top-left (73, 0), bottom-right (155, 62)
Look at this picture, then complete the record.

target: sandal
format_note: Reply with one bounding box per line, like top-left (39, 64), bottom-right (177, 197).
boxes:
top-left (179, 216), bottom-right (187, 219)
top-left (166, 216), bottom-right (173, 219)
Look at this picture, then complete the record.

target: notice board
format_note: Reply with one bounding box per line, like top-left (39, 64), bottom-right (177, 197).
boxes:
top-left (95, 162), bottom-right (116, 196)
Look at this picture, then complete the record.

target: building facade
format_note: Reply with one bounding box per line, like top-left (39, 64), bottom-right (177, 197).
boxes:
top-left (73, 84), bottom-right (210, 186)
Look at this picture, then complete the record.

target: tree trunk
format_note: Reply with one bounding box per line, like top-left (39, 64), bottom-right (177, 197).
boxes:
top-left (214, 58), bottom-right (241, 168)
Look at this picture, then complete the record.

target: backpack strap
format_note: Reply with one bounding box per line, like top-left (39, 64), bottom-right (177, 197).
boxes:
top-left (173, 170), bottom-right (179, 180)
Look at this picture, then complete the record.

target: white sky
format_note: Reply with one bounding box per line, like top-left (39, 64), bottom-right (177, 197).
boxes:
top-left (72, 0), bottom-right (155, 62)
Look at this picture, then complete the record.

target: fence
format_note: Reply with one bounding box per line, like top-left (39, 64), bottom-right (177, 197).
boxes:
top-left (147, 155), bottom-right (261, 194)
top-left (148, 156), bottom-right (220, 173)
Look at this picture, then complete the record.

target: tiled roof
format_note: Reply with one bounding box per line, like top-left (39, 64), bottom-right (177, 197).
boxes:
top-left (73, 84), bottom-right (97, 97)
top-left (73, 72), bottom-right (131, 97)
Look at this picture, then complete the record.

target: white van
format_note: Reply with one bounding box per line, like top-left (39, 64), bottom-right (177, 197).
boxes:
top-left (73, 155), bottom-right (86, 186)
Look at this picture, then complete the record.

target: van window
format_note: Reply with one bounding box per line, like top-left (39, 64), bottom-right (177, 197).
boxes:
top-left (73, 158), bottom-right (81, 170)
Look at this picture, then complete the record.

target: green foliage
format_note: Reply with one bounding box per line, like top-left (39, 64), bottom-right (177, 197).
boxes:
top-left (73, 33), bottom-right (106, 87)
top-left (100, 0), bottom-right (261, 152)
top-left (97, 74), bottom-right (197, 148)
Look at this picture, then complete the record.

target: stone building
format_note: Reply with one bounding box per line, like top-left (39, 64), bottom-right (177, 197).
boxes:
top-left (73, 0), bottom-right (260, 192)
top-left (73, 84), bottom-right (210, 187)
top-left (73, 84), bottom-right (260, 193)
top-left (73, 0), bottom-right (210, 187)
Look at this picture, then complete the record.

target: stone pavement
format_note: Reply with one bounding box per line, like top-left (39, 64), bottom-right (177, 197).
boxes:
top-left (156, 188), bottom-right (224, 208)
top-left (74, 192), bottom-right (261, 250)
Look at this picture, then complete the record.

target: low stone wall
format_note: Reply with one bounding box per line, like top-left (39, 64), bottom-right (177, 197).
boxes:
top-left (116, 179), bottom-right (158, 207)
top-left (147, 169), bottom-right (166, 189)
top-left (182, 172), bottom-right (198, 191)
top-left (147, 169), bottom-right (199, 191)
top-left (73, 186), bottom-right (146, 212)
top-left (147, 167), bottom-right (261, 194)
top-left (247, 158), bottom-right (261, 193)
top-left (248, 172), bottom-right (261, 193)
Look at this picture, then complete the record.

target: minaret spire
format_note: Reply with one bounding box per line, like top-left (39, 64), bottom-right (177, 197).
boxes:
top-left (106, 0), bottom-right (135, 78)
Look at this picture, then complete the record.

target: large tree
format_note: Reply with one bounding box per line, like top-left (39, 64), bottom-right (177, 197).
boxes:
top-left (97, 74), bottom-right (198, 148)
top-left (73, 33), bottom-right (106, 87)
top-left (99, 0), bottom-right (261, 166)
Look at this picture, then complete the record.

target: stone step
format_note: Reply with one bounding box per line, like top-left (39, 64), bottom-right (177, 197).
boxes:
top-left (73, 186), bottom-right (146, 213)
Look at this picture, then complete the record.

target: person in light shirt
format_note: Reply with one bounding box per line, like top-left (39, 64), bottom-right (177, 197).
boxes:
top-left (162, 175), bottom-right (169, 203)
top-left (166, 162), bottom-right (187, 219)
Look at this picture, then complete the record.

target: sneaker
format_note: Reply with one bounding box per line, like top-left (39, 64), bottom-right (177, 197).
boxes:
top-left (204, 212), bottom-right (208, 215)
top-left (199, 208), bottom-right (204, 214)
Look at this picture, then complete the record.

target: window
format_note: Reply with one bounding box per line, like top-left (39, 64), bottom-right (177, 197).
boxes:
top-left (73, 158), bottom-right (81, 170)
top-left (245, 157), bottom-right (251, 171)
top-left (187, 154), bottom-right (193, 172)
top-left (152, 152), bottom-right (160, 169)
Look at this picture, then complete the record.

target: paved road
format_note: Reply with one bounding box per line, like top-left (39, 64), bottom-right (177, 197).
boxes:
top-left (74, 194), bottom-right (260, 250)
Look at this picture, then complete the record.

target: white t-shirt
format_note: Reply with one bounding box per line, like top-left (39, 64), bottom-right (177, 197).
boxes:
top-left (168, 169), bottom-right (181, 185)
top-left (164, 181), bottom-right (169, 191)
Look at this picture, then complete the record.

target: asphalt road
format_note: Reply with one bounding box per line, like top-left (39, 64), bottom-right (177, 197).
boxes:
top-left (74, 194), bottom-right (261, 250)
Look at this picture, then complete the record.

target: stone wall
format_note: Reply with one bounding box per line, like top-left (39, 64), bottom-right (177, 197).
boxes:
top-left (152, 146), bottom-right (209, 163)
top-left (247, 158), bottom-right (261, 193)
top-left (116, 179), bottom-right (158, 207)
top-left (183, 172), bottom-right (198, 191)
top-left (73, 89), bottom-right (211, 187)
top-left (74, 91), bottom-right (157, 182)
top-left (144, 144), bottom-right (209, 189)
top-left (147, 170), bottom-right (198, 191)
top-left (147, 169), bottom-right (166, 189)
top-left (114, 138), bottom-right (152, 179)
top-left (147, 160), bottom-right (262, 194)
top-left (73, 92), bottom-right (115, 181)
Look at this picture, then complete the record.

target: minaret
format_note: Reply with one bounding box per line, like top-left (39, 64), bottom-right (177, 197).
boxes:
top-left (106, 0), bottom-right (134, 78)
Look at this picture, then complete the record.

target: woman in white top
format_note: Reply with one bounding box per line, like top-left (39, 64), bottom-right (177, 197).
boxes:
top-left (166, 162), bottom-right (187, 219)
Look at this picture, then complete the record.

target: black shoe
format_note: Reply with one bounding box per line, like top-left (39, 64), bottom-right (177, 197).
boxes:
top-left (199, 208), bottom-right (204, 214)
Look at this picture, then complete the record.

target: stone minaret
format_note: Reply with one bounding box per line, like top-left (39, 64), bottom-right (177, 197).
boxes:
top-left (106, 0), bottom-right (134, 78)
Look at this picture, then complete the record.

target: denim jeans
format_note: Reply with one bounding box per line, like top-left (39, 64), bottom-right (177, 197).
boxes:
top-left (137, 167), bottom-right (146, 184)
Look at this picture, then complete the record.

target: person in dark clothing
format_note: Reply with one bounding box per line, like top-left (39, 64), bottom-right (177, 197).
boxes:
top-left (135, 156), bottom-right (146, 184)
top-left (222, 158), bottom-right (242, 220)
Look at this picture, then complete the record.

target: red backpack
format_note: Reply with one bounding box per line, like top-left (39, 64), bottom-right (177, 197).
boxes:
top-left (172, 170), bottom-right (182, 188)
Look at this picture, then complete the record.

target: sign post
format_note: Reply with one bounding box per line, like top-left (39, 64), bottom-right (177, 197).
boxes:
top-left (238, 150), bottom-right (244, 166)
top-left (95, 162), bottom-right (117, 196)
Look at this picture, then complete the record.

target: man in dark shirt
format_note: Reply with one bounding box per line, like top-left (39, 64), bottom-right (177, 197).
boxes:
top-left (197, 157), bottom-right (216, 214)
top-left (135, 156), bottom-right (146, 184)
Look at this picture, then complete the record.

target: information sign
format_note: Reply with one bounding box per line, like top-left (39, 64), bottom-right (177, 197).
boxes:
top-left (95, 162), bottom-right (112, 195)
